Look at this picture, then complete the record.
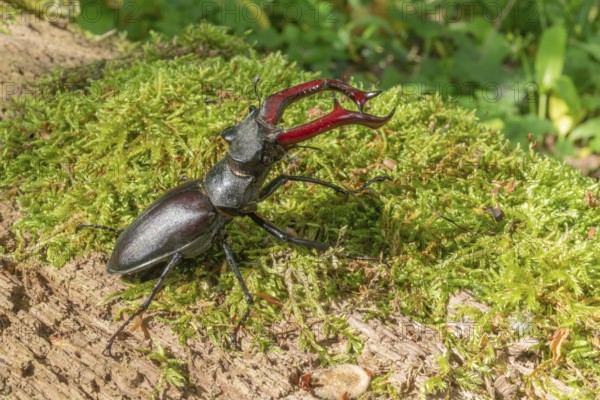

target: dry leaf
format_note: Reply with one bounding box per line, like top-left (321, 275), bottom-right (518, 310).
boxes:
top-left (584, 192), bottom-right (599, 208)
top-left (587, 227), bottom-right (597, 240)
top-left (307, 107), bottom-right (324, 118)
top-left (505, 182), bottom-right (516, 193)
top-left (592, 333), bottom-right (600, 351)
top-left (480, 333), bottom-right (489, 349)
top-left (128, 313), bottom-right (151, 339)
top-left (253, 292), bottom-right (283, 308)
top-left (383, 159), bottom-right (396, 170)
top-left (298, 373), bottom-right (312, 390)
top-left (549, 327), bottom-right (570, 364)
top-left (491, 313), bottom-right (504, 333)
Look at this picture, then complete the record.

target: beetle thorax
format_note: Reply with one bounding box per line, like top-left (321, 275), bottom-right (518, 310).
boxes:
top-left (202, 106), bottom-right (285, 215)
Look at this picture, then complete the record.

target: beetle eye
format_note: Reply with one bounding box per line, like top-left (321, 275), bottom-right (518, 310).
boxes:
top-left (220, 126), bottom-right (235, 143)
top-left (248, 105), bottom-right (258, 115)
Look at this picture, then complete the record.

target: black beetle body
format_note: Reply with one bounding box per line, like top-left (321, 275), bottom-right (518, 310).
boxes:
top-left (81, 79), bottom-right (395, 355)
top-left (108, 179), bottom-right (226, 274)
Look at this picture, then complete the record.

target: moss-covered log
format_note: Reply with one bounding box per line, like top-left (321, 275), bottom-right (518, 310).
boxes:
top-left (1, 22), bottom-right (598, 399)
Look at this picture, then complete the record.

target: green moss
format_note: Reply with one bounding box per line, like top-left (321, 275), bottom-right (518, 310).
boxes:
top-left (1, 23), bottom-right (599, 397)
top-left (138, 341), bottom-right (189, 396)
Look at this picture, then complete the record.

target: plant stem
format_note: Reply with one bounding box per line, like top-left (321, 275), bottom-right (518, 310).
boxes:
top-left (539, 92), bottom-right (547, 120)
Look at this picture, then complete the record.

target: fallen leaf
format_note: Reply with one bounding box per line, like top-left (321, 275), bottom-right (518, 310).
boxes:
top-left (584, 192), bottom-right (599, 208)
top-left (383, 159), bottom-right (396, 170)
top-left (129, 313), bottom-right (151, 339)
top-left (253, 292), bottom-right (283, 308)
top-left (549, 327), bottom-right (570, 364)
top-left (587, 227), bottom-right (597, 240)
top-left (505, 182), bottom-right (517, 193)
top-left (592, 333), bottom-right (600, 351)
top-left (307, 107), bottom-right (324, 118)
top-left (298, 373), bottom-right (312, 391)
top-left (480, 333), bottom-right (489, 350)
top-left (491, 313), bottom-right (504, 333)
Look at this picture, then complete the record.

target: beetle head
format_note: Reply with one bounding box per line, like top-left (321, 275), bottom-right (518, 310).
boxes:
top-left (220, 105), bottom-right (284, 175)
top-left (220, 79), bottom-right (394, 175)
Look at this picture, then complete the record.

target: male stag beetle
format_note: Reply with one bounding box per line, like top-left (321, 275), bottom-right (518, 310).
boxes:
top-left (79, 79), bottom-right (395, 356)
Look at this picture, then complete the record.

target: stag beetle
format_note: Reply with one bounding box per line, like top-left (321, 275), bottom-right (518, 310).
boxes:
top-left (79, 79), bottom-right (395, 356)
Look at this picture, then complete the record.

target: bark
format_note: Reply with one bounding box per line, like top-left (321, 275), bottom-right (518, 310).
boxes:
top-left (0, 1), bottom-right (116, 118)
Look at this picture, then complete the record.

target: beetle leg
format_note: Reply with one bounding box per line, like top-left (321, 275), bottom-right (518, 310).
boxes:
top-left (221, 239), bottom-right (253, 349)
top-left (248, 213), bottom-right (388, 264)
top-left (247, 213), bottom-right (330, 251)
top-left (76, 223), bottom-right (123, 234)
top-left (259, 175), bottom-right (391, 202)
top-left (259, 175), bottom-right (350, 201)
top-left (103, 252), bottom-right (182, 357)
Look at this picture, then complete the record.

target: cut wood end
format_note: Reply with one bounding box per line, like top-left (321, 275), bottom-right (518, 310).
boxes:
top-left (310, 363), bottom-right (371, 400)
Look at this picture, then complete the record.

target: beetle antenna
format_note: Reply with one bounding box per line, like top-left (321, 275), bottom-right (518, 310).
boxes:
top-left (253, 75), bottom-right (261, 107)
top-left (293, 144), bottom-right (321, 152)
top-left (284, 144), bottom-right (321, 163)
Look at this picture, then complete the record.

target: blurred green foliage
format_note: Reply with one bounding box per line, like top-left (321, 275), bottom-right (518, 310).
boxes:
top-left (75, 0), bottom-right (599, 160)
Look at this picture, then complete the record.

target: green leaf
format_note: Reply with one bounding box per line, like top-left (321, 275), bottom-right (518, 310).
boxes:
top-left (574, 36), bottom-right (600, 63)
top-left (589, 135), bottom-right (600, 153)
top-left (555, 138), bottom-right (576, 156)
top-left (553, 76), bottom-right (582, 119)
top-left (570, 117), bottom-right (600, 141)
top-left (503, 115), bottom-right (554, 147)
top-left (535, 25), bottom-right (567, 93)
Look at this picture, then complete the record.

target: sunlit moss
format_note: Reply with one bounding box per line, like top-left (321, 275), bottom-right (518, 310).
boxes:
top-left (1, 23), bottom-right (599, 397)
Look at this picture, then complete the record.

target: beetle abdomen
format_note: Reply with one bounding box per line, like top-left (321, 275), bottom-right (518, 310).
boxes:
top-left (108, 180), bottom-right (225, 274)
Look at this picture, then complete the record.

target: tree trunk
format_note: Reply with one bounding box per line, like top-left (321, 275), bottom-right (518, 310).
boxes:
top-left (0, 0), bottom-right (115, 118)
